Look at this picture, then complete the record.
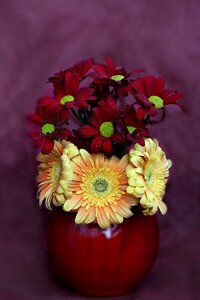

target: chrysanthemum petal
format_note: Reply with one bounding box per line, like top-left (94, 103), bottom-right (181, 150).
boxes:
top-left (79, 125), bottom-right (99, 137)
top-left (91, 136), bottom-right (103, 153)
top-left (102, 138), bottom-right (112, 154)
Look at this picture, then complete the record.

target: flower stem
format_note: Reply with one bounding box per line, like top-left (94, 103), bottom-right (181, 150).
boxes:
top-left (71, 108), bottom-right (85, 125)
top-left (83, 110), bottom-right (90, 125)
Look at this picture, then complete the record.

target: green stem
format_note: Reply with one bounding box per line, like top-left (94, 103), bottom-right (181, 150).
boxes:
top-left (83, 110), bottom-right (90, 125)
top-left (71, 108), bottom-right (85, 125)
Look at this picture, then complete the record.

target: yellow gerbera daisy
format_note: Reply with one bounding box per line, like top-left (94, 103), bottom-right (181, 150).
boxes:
top-left (37, 140), bottom-right (79, 209)
top-left (126, 138), bottom-right (172, 216)
top-left (63, 150), bottom-right (138, 229)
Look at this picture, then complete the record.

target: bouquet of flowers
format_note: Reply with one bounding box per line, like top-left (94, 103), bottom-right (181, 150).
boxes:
top-left (28, 57), bottom-right (182, 229)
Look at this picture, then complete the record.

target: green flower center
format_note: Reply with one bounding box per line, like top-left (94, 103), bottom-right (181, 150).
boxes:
top-left (148, 95), bottom-right (164, 109)
top-left (94, 179), bottom-right (108, 192)
top-left (42, 123), bottom-right (55, 135)
top-left (99, 121), bottom-right (114, 138)
top-left (145, 165), bottom-right (154, 185)
top-left (111, 74), bottom-right (124, 81)
top-left (127, 126), bottom-right (136, 134)
top-left (60, 95), bottom-right (75, 105)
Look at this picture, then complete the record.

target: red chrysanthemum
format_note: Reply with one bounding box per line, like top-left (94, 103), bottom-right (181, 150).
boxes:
top-left (48, 70), bottom-right (66, 97)
top-left (49, 59), bottom-right (93, 92)
top-left (28, 103), bottom-right (71, 154)
top-left (70, 58), bottom-right (94, 79)
top-left (129, 76), bottom-right (183, 119)
top-left (69, 129), bottom-right (91, 152)
top-left (79, 97), bottom-right (125, 154)
top-left (48, 71), bottom-right (95, 109)
top-left (121, 105), bottom-right (150, 147)
top-left (93, 56), bottom-right (127, 80)
top-left (92, 57), bottom-right (130, 96)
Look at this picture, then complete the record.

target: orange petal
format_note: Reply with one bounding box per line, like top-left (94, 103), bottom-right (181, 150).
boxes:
top-left (80, 149), bottom-right (95, 168)
top-left (97, 208), bottom-right (111, 229)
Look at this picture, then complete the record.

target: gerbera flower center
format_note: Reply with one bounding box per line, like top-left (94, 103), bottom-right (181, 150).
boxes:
top-left (80, 167), bottom-right (122, 208)
top-left (51, 161), bottom-right (61, 181)
top-left (99, 122), bottom-right (114, 138)
top-left (144, 165), bottom-right (154, 185)
top-left (60, 95), bottom-right (75, 105)
top-left (94, 178), bottom-right (108, 192)
top-left (42, 123), bottom-right (55, 135)
top-left (148, 95), bottom-right (164, 109)
top-left (111, 74), bottom-right (124, 81)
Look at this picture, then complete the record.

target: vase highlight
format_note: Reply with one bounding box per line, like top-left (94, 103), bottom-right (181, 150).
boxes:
top-left (48, 210), bottom-right (159, 297)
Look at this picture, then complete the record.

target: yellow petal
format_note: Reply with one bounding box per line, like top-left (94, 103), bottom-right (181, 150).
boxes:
top-left (79, 149), bottom-right (95, 168)
top-left (75, 207), bottom-right (88, 224)
top-left (83, 207), bottom-right (96, 224)
top-left (63, 195), bottom-right (82, 211)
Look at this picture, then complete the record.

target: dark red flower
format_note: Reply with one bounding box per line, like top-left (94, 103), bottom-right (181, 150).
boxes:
top-left (129, 76), bottom-right (183, 119)
top-left (79, 97), bottom-right (125, 154)
top-left (28, 103), bottom-right (71, 154)
top-left (121, 105), bottom-right (150, 147)
top-left (92, 57), bottom-right (130, 96)
top-left (93, 56), bottom-right (127, 79)
top-left (70, 58), bottom-right (94, 79)
top-left (69, 129), bottom-right (91, 152)
top-left (49, 59), bottom-right (94, 99)
top-left (47, 71), bottom-right (96, 109)
top-left (59, 71), bottom-right (95, 109)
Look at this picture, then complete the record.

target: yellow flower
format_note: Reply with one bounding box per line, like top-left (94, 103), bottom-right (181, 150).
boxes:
top-left (37, 140), bottom-right (79, 209)
top-left (126, 138), bottom-right (172, 216)
top-left (63, 150), bottom-right (138, 229)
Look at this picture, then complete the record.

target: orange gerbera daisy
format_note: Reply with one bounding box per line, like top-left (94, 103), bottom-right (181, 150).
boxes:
top-left (37, 140), bottom-right (79, 209)
top-left (63, 150), bottom-right (138, 229)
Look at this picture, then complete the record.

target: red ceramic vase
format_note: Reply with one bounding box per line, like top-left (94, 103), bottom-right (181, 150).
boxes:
top-left (47, 210), bottom-right (159, 297)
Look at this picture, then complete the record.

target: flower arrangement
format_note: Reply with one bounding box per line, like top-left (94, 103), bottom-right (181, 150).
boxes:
top-left (28, 57), bottom-right (182, 229)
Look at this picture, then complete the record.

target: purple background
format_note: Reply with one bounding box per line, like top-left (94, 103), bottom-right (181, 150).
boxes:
top-left (0, 0), bottom-right (200, 299)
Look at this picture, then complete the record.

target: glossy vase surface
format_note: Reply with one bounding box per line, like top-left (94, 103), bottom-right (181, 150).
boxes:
top-left (47, 210), bottom-right (159, 297)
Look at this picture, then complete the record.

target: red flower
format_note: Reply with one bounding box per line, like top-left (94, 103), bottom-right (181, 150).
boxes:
top-left (48, 59), bottom-right (93, 91)
top-left (69, 129), bottom-right (91, 152)
top-left (28, 103), bottom-right (71, 154)
top-left (93, 56), bottom-right (126, 79)
top-left (51, 71), bottom-right (95, 109)
top-left (79, 97), bottom-right (125, 154)
top-left (48, 59), bottom-right (94, 108)
top-left (49, 70), bottom-right (66, 97)
top-left (92, 57), bottom-right (130, 96)
top-left (70, 58), bottom-right (94, 79)
top-left (129, 76), bottom-right (183, 119)
top-left (121, 105), bottom-right (150, 146)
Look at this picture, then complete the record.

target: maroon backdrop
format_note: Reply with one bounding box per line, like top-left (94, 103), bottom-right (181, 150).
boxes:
top-left (0, 0), bottom-right (199, 299)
